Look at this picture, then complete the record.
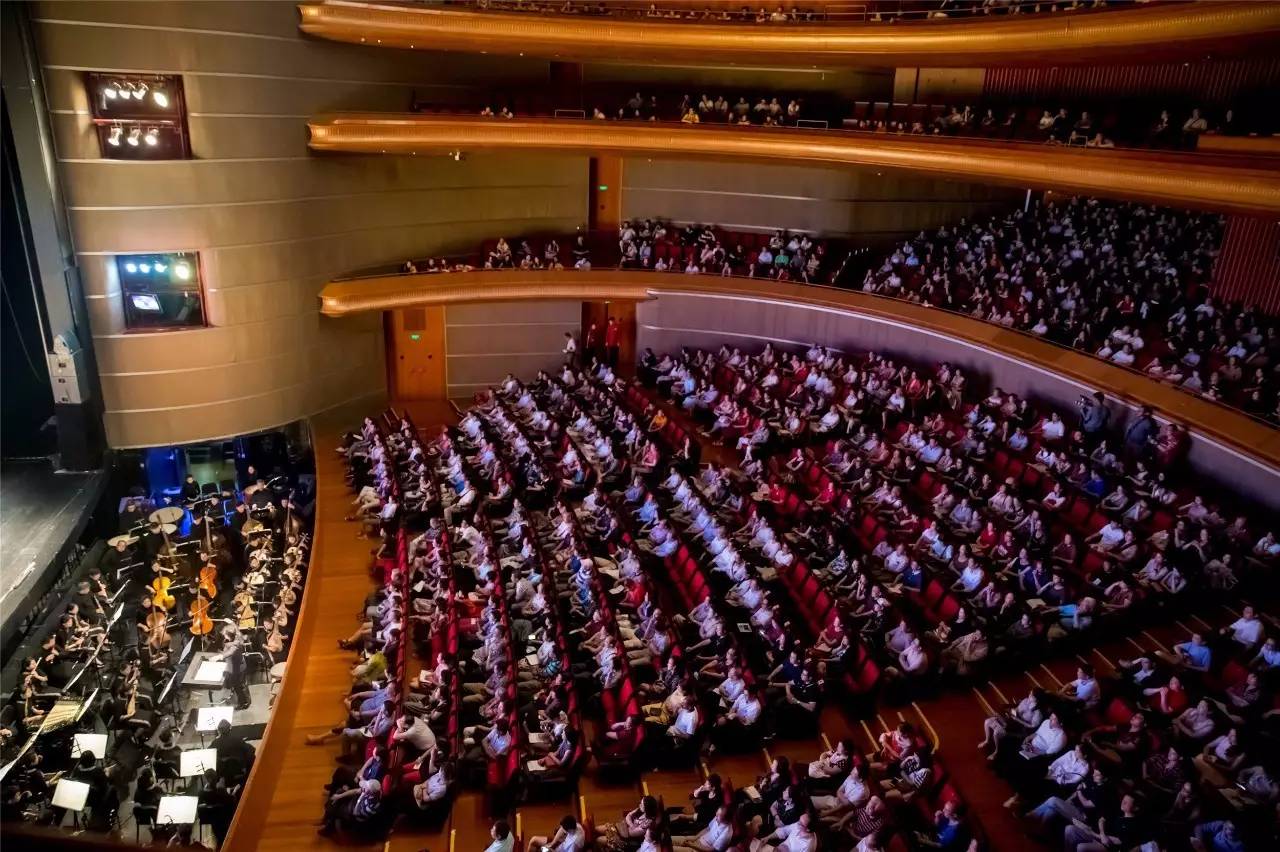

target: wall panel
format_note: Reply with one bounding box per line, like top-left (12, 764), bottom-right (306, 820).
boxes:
top-left (1213, 216), bottom-right (1280, 315)
top-left (32, 1), bottom-right (585, 447)
top-left (622, 158), bottom-right (1020, 243)
top-left (443, 300), bottom-right (580, 398)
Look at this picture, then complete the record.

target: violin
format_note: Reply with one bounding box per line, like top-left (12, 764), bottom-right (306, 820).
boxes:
top-left (198, 563), bottom-right (218, 599)
top-left (151, 576), bottom-right (176, 611)
top-left (189, 592), bottom-right (213, 636)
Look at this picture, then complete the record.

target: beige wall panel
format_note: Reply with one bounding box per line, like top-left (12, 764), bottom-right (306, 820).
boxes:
top-left (446, 300), bottom-right (581, 325)
top-left (914, 68), bottom-right (987, 101)
top-left (35, 2), bottom-right (581, 447)
top-left (60, 152), bottom-right (588, 207)
top-left (69, 186), bottom-right (588, 253)
top-left (34, 1), bottom-right (309, 39)
top-left (33, 17), bottom-right (550, 86)
top-left (446, 324), bottom-right (569, 357)
top-left (622, 158), bottom-right (1018, 238)
top-left (582, 62), bottom-right (892, 97)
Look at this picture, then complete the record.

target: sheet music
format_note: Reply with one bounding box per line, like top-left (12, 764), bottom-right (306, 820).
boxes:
top-left (71, 733), bottom-right (108, 760)
top-left (194, 660), bottom-right (226, 683)
top-left (52, 779), bottom-right (91, 811)
top-left (196, 706), bottom-right (234, 731)
top-left (157, 795), bottom-right (199, 824)
top-left (179, 748), bottom-right (218, 777)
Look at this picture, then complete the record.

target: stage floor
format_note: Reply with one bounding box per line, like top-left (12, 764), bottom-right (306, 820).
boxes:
top-left (0, 458), bottom-right (106, 635)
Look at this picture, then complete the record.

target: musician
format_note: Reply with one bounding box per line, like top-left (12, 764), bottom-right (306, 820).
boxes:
top-left (213, 626), bottom-right (252, 710)
top-left (181, 474), bottom-right (201, 503)
top-left (119, 498), bottom-right (147, 533)
top-left (212, 719), bottom-right (254, 778)
top-left (73, 580), bottom-right (106, 626)
top-left (100, 538), bottom-right (135, 582)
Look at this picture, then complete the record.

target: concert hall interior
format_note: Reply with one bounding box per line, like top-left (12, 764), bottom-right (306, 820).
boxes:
top-left (3, 2), bottom-right (1280, 852)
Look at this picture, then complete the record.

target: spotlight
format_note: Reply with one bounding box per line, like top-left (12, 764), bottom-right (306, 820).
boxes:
top-left (127, 127), bottom-right (141, 146)
top-left (107, 125), bottom-right (122, 146)
top-left (174, 262), bottom-right (192, 281)
top-left (132, 82), bottom-right (147, 100)
top-left (144, 127), bottom-right (159, 146)
top-left (104, 84), bottom-right (119, 100)
top-left (154, 262), bottom-right (167, 273)
top-left (139, 263), bottom-right (151, 273)
top-left (152, 87), bottom-right (169, 108)
top-left (125, 262), bottom-right (138, 273)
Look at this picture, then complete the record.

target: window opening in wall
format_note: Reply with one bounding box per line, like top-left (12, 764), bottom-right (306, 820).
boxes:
top-left (86, 73), bottom-right (190, 160)
top-left (116, 251), bottom-right (206, 330)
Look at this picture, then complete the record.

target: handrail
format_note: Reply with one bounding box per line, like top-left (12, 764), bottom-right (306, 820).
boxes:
top-left (317, 269), bottom-right (1280, 463)
top-left (307, 114), bottom-right (1280, 215)
top-left (297, 1), bottom-right (1280, 67)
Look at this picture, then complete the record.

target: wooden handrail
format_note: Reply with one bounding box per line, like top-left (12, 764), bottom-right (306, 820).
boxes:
top-left (317, 268), bottom-right (1280, 468)
top-left (307, 115), bottom-right (1280, 215)
top-left (297, 1), bottom-right (1280, 67)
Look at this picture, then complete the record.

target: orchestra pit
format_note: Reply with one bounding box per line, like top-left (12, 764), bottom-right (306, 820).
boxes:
top-left (3, 2), bottom-right (1280, 851)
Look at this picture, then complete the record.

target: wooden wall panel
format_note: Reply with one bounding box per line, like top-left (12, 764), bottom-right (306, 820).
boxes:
top-left (1213, 216), bottom-right (1280, 315)
top-left (983, 56), bottom-right (1280, 108)
top-left (32, 0), bottom-right (586, 447)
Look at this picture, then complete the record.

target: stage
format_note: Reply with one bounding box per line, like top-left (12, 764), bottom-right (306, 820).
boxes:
top-left (0, 457), bottom-right (108, 654)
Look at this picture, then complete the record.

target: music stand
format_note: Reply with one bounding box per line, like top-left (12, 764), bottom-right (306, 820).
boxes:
top-left (195, 706), bottom-right (234, 733)
top-left (71, 733), bottom-right (108, 760)
top-left (156, 667), bottom-right (182, 707)
top-left (157, 794), bottom-right (199, 824)
top-left (53, 778), bottom-right (91, 827)
top-left (179, 747), bottom-right (218, 777)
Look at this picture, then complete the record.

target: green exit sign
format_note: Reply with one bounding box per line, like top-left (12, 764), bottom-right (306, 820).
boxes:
top-left (597, 184), bottom-right (609, 191)
top-left (409, 333), bottom-right (421, 341)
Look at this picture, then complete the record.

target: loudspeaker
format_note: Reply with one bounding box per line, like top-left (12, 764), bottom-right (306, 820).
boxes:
top-left (54, 402), bottom-right (105, 471)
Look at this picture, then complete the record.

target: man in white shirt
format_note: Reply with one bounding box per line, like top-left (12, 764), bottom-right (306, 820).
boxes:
top-left (484, 819), bottom-right (515, 852)
top-left (760, 812), bottom-right (818, 852)
top-left (672, 804), bottom-right (733, 852)
top-left (1222, 606), bottom-right (1264, 650)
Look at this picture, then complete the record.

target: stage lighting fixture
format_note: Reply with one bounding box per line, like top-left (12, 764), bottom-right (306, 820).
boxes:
top-left (104, 83), bottom-right (119, 100)
top-left (174, 262), bottom-right (192, 281)
top-left (132, 83), bottom-right (147, 100)
top-left (125, 262), bottom-right (138, 273)
top-left (152, 87), bottom-right (169, 108)
top-left (127, 127), bottom-right (141, 146)
top-left (154, 263), bottom-right (167, 273)
top-left (144, 128), bottom-right (159, 146)
top-left (107, 125), bottom-right (123, 146)
top-left (139, 263), bottom-right (152, 273)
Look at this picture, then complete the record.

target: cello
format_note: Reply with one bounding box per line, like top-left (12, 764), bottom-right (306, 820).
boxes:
top-left (197, 562), bottom-right (218, 600)
top-left (189, 592), bottom-right (214, 637)
top-left (150, 576), bottom-right (176, 611)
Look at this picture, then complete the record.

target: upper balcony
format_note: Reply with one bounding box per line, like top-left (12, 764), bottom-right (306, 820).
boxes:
top-left (297, 1), bottom-right (1280, 68)
top-left (307, 113), bottom-right (1280, 215)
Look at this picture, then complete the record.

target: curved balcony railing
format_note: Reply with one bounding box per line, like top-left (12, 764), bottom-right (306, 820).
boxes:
top-left (317, 267), bottom-right (1280, 460)
top-left (297, 1), bottom-right (1280, 67)
top-left (307, 114), bottom-right (1280, 215)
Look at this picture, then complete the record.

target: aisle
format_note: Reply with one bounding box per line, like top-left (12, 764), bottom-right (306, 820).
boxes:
top-left (225, 407), bottom-right (449, 852)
